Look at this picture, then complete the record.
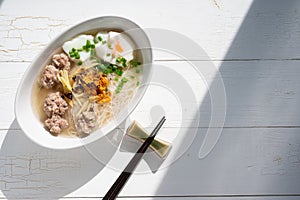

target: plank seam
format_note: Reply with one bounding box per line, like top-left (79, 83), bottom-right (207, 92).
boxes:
top-left (2, 126), bottom-right (300, 132)
top-left (3, 58), bottom-right (300, 63)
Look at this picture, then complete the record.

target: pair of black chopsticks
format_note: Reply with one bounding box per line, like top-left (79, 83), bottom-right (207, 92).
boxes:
top-left (103, 116), bottom-right (166, 200)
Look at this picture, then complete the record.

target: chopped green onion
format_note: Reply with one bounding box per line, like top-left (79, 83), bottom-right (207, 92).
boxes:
top-left (122, 58), bottom-right (127, 67)
top-left (116, 56), bottom-right (126, 63)
top-left (106, 53), bottom-right (111, 57)
top-left (78, 60), bottom-right (83, 65)
top-left (130, 75), bottom-right (135, 79)
top-left (114, 77), bottom-right (119, 81)
top-left (86, 40), bottom-right (91, 48)
top-left (77, 48), bottom-right (83, 52)
top-left (98, 64), bottom-right (107, 71)
top-left (106, 67), bottom-right (113, 73)
top-left (112, 65), bottom-right (118, 69)
top-left (136, 69), bottom-right (140, 73)
top-left (75, 54), bottom-right (80, 59)
top-left (69, 52), bottom-right (75, 57)
top-left (115, 69), bottom-right (123, 76)
top-left (72, 48), bottom-right (76, 52)
top-left (129, 60), bottom-right (141, 67)
top-left (115, 78), bottom-right (127, 94)
top-left (93, 38), bottom-right (99, 44)
top-left (115, 84), bottom-right (123, 93)
top-left (116, 57), bottom-right (122, 63)
top-left (116, 56), bottom-right (127, 67)
top-left (94, 63), bottom-right (125, 76)
top-left (108, 44), bottom-right (112, 49)
top-left (91, 44), bottom-right (95, 49)
top-left (136, 81), bottom-right (140, 86)
top-left (102, 40), bottom-right (107, 45)
top-left (121, 77), bottom-right (128, 83)
top-left (98, 36), bottom-right (103, 42)
top-left (90, 49), bottom-right (96, 57)
top-left (82, 45), bottom-right (90, 52)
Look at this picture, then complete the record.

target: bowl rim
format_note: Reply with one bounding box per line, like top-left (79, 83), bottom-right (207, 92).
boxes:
top-left (14, 16), bottom-right (153, 149)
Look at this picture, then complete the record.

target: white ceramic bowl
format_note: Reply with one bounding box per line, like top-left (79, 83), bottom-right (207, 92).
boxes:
top-left (15, 16), bottom-right (153, 149)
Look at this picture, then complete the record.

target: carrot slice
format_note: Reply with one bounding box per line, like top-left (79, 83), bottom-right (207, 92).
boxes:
top-left (115, 43), bottom-right (123, 52)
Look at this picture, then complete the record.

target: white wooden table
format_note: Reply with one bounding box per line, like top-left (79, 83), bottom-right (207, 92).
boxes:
top-left (1, 0), bottom-right (300, 199)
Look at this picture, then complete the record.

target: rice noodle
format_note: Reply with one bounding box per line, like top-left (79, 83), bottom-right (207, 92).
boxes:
top-left (97, 69), bottom-right (139, 129)
top-left (69, 61), bottom-right (141, 136)
top-left (76, 101), bottom-right (89, 117)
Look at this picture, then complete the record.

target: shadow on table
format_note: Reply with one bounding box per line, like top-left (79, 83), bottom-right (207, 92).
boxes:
top-left (0, 106), bottom-right (167, 199)
top-left (153, 0), bottom-right (300, 196)
top-left (0, 119), bottom-right (123, 199)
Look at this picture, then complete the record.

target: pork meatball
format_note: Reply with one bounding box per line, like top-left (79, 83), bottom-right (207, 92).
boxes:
top-left (45, 115), bottom-right (68, 135)
top-left (40, 64), bottom-right (59, 89)
top-left (76, 110), bottom-right (96, 136)
top-left (44, 92), bottom-right (68, 117)
top-left (52, 53), bottom-right (71, 71)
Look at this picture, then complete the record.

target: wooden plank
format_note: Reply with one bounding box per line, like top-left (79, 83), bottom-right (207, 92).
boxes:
top-left (0, 128), bottom-right (300, 198)
top-left (0, 0), bottom-right (250, 61)
top-left (0, 197), bottom-right (299, 200)
top-left (1, 60), bottom-right (300, 129)
top-left (61, 197), bottom-right (300, 200)
top-left (0, 196), bottom-right (298, 200)
top-left (1, 196), bottom-right (298, 200)
top-left (0, 63), bottom-right (27, 129)
top-left (1, 0), bottom-right (300, 61)
top-left (62, 197), bottom-right (300, 200)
